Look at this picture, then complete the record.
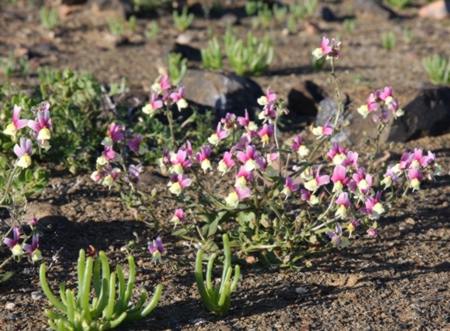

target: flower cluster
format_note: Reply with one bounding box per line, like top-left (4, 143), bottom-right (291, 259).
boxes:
top-left (91, 122), bottom-right (144, 187)
top-left (381, 149), bottom-right (437, 191)
top-left (357, 86), bottom-right (404, 122)
top-left (142, 74), bottom-right (187, 116)
top-left (3, 102), bottom-right (53, 169)
top-left (3, 220), bottom-right (42, 263)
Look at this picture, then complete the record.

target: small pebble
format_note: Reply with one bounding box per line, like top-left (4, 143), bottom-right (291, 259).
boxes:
top-left (295, 286), bottom-right (308, 295)
top-left (31, 291), bottom-right (43, 301)
top-left (5, 302), bottom-right (16, 310)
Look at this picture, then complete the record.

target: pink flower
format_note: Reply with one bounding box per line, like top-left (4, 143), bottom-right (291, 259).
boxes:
top-left (237, 110), bottom-right (251, 127)
top-left (143, 93), bottom-right (164, 115)
top-left (218, 151), bottom-right (235, 174)
top-left (171, 208), bottom-right (186, 224)
top-left (343, 151), bottom-right (359, 168)
top-left (169, 86), bottom-right (188, 110)
top-left (282, 176), bottom-right (299, 196)
top-left (103, 146), bottom-right (117, 162)
top-left (257, 124), bottom-right (274, 145)
top-left (257, 89), bottom-right (278, 121)
top-left (196, 145), bottom-right (212, 172)
top-left (312, 122), bottom-right (334, 138)
top-left (221, 113), bottom-right (237, 129)
top-left (367, 227), bottom-right (378, 238)
top-left (304, 167), bottom-right (330, 192)
top-left (28, 102), bottom-right (52, 142)
top-left (291, 135), bottom-right (310, 157)
top-left (225, 185), bottom-right (252, 207)
top-left (235, 166), bottom-right (253, 187)
top-left (364, 192), bottom-right (384, 218)
top-left (159, 75), bottom-right (171, 93)
top-left (327, 143), bottom-right (348, 165)
top-left (168, 174), bottom-right (192, 195)
top-left (208, 122), bottom-right (229, 145)
top-left (14, 138), bottom-right (32, 168)
top-left (312, 36), bottom-right (341, 60)
top-left (107, 123), bottom-right (124, 142)
top-left (408, 168), bottom-right (422, 191)
top-left (170, 148), bottom-right (192, 174)
top-left (377, 86), bottom-right (392, 101)
top-left (3, 105), bottom-right (28, 137)
top-left (331, 165), bottom-right (348, 192)
top-left (335, 192), bottom-right (350, 219)
top-left (351, 168), bottom-right (373, 195)
top-left (237, 145), bottom-right (257, 170)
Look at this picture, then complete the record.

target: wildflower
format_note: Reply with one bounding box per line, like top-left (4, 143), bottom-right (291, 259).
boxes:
top-left (282, 177), bottom-right (299, 197)
top-left (218, 151), bottom-right (235, 174)
top-left (347, 219), bottom-right (360, 237)
top-left (291, 135), bottom-right (310, 158)
top-left (208, 122), bottom-right (229, 146)
top-left (168, 174), bottom-right (192, 195)
top-left (148, 236), bottom-right (165, 262)
top-left (102, 145), bottom-right (117, 162)
top-left (311, 122), bottom-right (333, 138)
top-left (152, 74), bottom-right (171, 95)
top-left (351, 168), bottom-right (373, 195)
top-left (235, 166), bottom-right (253, 188)
top-left (107, 122), bottom-right (124, 142)
top-left (143, 93), bottom-right (163, 115)
top-left (128, 134), bottom-right (143, 154)
top-left (29, 217), bottom-right (39, 227)
top-left (367, 227), bottom-right (378, 238)
top-left (221, 113), bottom-right (237, 129)
top-left (257, 124), bottom-right (274, 146)
top-left (327, 143), bottom-right (348, 165)
top-left (312, 36), bottom-right (341, 61)
top-left (225, 186), bottom-right (251, 208)
top-left (357, 93), bottom-right (378, 118)
top-left (304, 167), bottom-right (330, 192)
top-left (3, 227), bottom-right (23, 257)
top-left (237, 145), bottom-right (258, 171)
top-left (327, 224), bottom-right (343, 247)
top-left (169, 148), bottom-right (191, 174)
top-left (266, 152), bottom-right (279, 167)
top-left (331, 165), bottom-right (348, 192)
top-left (257, 89), bottom-right (278, 121)
top-left (381, 164), bottom-right (400, 188)
top-left (237, 110), bottom-right (258, 131)
top-left (171, 208), bottom-right (185, 224)
top-left (196, 145), bottom-right (212, 172)
top-left (23, 234), bottom-right (42, 262)
top-left (169, 86), bottom-right (188, 110)
top-left (3, 105), bottom-right (28, 137)
top-left (29, 103), bottom-right (52, 145)
top-left (128, 164), bottom-right (143, 182)
top-left (14, 138), bottom-right (32, 168)
top-left (102, 168), bottom-right (121, 187)
top-left (408, 168), bottom-right (422, 191)
top-left (364, 192), bottom-right (385, 219)
top-left (335, 192), bottom-right (350, 219)
top-left (343, 151), bottom-right (359, 168)
top-left (300, 189), bottom-right (319, 205)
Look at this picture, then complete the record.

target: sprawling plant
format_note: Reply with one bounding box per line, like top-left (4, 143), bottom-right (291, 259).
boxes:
top-left (172, 6), bottom-right (194, 32)
top-left (0, 101), bottom-right (52, 277)
top-left (40, 249), bottom-right (163, 331)
top-left (195, 234), bottom-right (240, 316)
top-left (163, 36), bottom-right (438, 266)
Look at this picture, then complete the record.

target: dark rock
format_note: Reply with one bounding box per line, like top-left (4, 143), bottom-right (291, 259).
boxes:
top-left (181, 69), bottom-right (263, 120)
top-left (27, 43), bottom-right (58, 59)
top-left (387, 85), bottom-right (450, 141)
top-left (171, 43), bottom-right (201, 62)
top-left (321, 6), bottom-right (337, 21)
top-left (354, 0), bottom-right (397, 19)
top-left (62, 0), bottom-right (88, 4)
top-left (347, 85), bottom-right (450, 144)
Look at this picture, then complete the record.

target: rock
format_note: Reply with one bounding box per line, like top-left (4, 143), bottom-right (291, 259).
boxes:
top-left (181, 69), bottom-right (263, 119)
top-left (89, 0), bottom-right (132, 21)
top-left (171, 43), bottom-right (201, 62)
top-left (176, 31), bottom-right (195, 45)
top-left (387, 85), bottom-right (450, 142)
top-left (24, 202), bottom-right (60, 223)
top-left (62, 0), bottom-right (88, 4)
top-left (303, 21), bottom-right (321, 35)
top-left (321, 6), bottom-right (337, 21)
top-left (5, 302), bottom-right (15, 310)
top-left (419, 0), bottom-right (450, 19)
top-left (295, 286), bottom-right (308, 295)
top-left (31, 291), bottom-right (43, 301)
top-left (354, 0), bottom-right (397, 19)
top-left (218, 13), bottom-right (239, 27)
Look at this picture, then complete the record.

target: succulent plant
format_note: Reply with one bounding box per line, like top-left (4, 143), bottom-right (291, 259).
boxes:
top-left (39, 249), bottom-right (163, 331)
top-left (195, 234), bottom-right (240, 316)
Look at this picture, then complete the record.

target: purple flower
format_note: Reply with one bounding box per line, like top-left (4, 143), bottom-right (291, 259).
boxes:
top-left (331, 165), bottom-right (348, 192)
top-left (208, 122), bottom-right (229, 145)
top-left (23, 234), bottom-right (39, 255)
top-left (14, 138), bottom-right (32, 168)
top-left (128, 134), bottom-right (143, 154)
top-left (364, 192), bottom-right (385, 218)
top-left (218, 151), bottom-right (235, 174)
top-left (128, 164), bottom-right (143, 182)
top-left (257, 124), bottom-right (274, 145)
top-left (107, 123), bottom-right (124, 142)
top-left (143, 93), bottom-right (164, 115)
top-left (196, 145), bottom-right (212, 172)
top-left (282, 176), bottom-right (299, 197)
top-left (170, 148), bottom-right (192, 174)
top-left (327, 143), bottom-right (348, 165)
top-left (148, 236), bottom-right (165, 261)
top-left (367, 227), bottom-right (378, 238)
top-left (102, 146), bottom-right (116, 162)
top-left (168, 174), bottom-right (192, 195)
top-left (327, 224), bottom-right (343, 247)
top-left (3, 227), bottom-right (21, 249)
top-left (171, 208), bottom-right (186, 224)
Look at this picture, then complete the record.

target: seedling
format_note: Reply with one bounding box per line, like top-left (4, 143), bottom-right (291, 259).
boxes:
top-left (39, 6), bottom-right (59, 30)
top-left (386, 0), bottom-right (411, 9)
top-left (201, 37), bottom-right (223, 71)
top-left (40, 249), bottom-right (163, 331)
top-left (422, 55), bottom-right (450, 85)
top-left (381, 32), bottom-right (396, 51)
top-left (173, 6), bottom-right (194, 32)
top-left (195, 234), bottom-right (240, 316)
top-left (168, 53), bottom-right (187, 86)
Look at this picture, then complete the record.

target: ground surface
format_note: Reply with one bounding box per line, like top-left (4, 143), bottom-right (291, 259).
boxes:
top-left (0, 1), bottom-right (450, 330)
